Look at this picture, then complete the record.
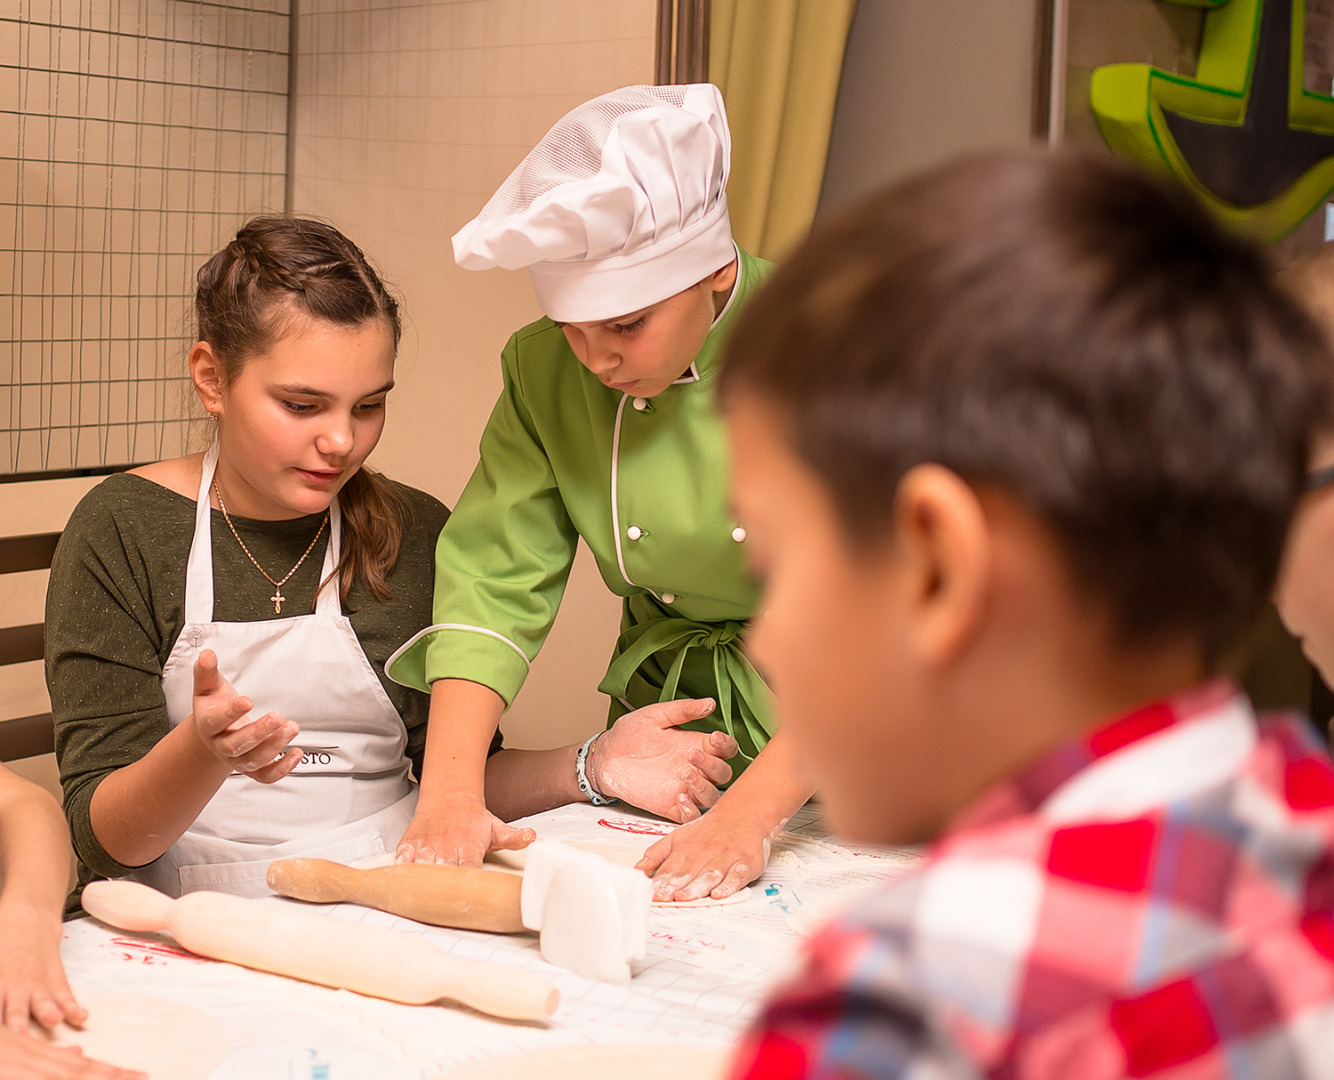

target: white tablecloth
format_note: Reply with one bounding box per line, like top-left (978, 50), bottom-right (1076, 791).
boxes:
top-left (60, 802), bottom-right (918, 1079)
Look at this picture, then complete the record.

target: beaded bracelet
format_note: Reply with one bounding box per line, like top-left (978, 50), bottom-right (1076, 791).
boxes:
top-left (576, 732), bottom-right (618, 806)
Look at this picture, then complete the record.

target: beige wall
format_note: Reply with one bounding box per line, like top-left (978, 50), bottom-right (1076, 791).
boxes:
top-left (2, 1), bottom-right (289, 476)
top-left (289, 0), bottom-right (657, 751)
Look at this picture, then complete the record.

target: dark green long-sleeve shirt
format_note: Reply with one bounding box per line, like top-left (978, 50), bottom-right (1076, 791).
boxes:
top-left (45, 472), bottom-right (452, 908)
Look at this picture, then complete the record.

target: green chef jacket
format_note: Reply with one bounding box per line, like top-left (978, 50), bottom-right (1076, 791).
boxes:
top-left (388, 246), bottom-right (776, 767)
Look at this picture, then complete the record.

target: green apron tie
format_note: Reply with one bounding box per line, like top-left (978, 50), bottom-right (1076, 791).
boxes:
top-left (598, 615), bottom-right (775, 760)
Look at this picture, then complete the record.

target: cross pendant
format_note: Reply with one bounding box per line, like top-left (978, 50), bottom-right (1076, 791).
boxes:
top-left (271, 590), bottom-right (284, 614)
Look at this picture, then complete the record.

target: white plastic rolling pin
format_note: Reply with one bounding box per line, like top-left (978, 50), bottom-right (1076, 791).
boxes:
top-left (80, 879), bottom-right (558, 1020)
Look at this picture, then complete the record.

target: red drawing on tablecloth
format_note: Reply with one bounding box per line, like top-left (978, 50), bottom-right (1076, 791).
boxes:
top-left (597, 817), bottom-right (676, 836)
top-left (105, 936), bottom-right (203, 965)
top-left (650, 929), bottom-right (726, 952)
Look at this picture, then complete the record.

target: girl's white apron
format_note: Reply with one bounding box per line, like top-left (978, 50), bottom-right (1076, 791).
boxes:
top-left (134, 445), bottom-right (416, 897)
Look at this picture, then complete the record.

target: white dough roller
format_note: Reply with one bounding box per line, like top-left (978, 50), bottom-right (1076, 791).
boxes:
top-left (81, 879), bottom-right (559, 1020)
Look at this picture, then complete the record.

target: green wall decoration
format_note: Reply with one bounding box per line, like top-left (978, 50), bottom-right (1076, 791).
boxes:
top-left (1090, 0), bottom-right (1334, 242)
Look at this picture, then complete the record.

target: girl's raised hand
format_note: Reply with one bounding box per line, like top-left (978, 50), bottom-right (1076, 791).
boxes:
top-left (190, 650), bottom-right (302, 783)
top-left (589, 699), bottom-right (738, 821)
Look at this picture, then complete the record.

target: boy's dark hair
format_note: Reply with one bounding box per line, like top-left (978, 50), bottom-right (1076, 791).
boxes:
top-left (720, 148), bottom-right (1331, 667)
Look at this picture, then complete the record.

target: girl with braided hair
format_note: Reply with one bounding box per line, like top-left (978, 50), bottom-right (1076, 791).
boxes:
top-left (46, 216), bottom-right (450, 909)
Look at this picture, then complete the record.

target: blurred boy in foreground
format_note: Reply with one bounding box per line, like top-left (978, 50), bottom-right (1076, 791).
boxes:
top-left (720, 149), bottom-right (1334, 1078)
top-left (1276, 244), bottom-right (1334, 731)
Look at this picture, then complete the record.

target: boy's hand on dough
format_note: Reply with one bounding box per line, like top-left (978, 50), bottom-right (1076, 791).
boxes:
top-left (0, 1024), bottom-right (147, 1079)
top-left (190, 650), bottom-right (301, 784)
top-left (635, 803), bottom-right (770, 902)
top-left (395, 792), bottom-right (535, 866)
top-left (591, 699), bottom-right (737, 819)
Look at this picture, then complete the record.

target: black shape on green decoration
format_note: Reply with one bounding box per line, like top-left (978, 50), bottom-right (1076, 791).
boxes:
top-left (1163, 0), bottom-right (1334, 203)
top-left (1090, 0), bottom-right (1334, 243)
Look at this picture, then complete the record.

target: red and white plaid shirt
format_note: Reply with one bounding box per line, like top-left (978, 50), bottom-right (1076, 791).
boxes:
top-left (730, 681), bottom-right (1334, 1079)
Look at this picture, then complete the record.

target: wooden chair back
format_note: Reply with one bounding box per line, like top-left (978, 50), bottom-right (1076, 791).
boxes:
top-left (0, 532), bottom-right (60, 761)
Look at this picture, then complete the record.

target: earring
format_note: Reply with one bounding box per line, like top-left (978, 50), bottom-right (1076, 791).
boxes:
top-left (206, 410), bottom-right (218, 422)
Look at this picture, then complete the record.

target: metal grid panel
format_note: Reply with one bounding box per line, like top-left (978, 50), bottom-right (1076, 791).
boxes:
top-left (2, 0), bottom-right (290, 476)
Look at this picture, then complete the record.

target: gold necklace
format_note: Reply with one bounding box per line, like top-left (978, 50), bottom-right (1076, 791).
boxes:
top-left (213, 481), bottom-right (328, 615)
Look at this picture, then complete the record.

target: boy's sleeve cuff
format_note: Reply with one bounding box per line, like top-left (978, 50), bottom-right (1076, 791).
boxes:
top-left (385, 624), bottom-right (531, 707)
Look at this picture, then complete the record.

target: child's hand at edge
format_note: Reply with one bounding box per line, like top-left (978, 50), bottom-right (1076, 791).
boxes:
top-left (0, 894), bottom-right (83, 1034)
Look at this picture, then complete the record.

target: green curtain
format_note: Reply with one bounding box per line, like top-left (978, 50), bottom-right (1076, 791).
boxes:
top-left (711, 0), bottom-right (858, 261)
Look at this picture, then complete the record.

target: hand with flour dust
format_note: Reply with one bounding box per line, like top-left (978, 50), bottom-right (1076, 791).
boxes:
top-left (191, 650), bottom-right (301, 783)
top-left (636, 727), bottom-right (812, 902)
top-left (396, 791), bottom-right (535, 866)
top-left (0, 1026), bottom-right (146, 1080)
top-left (587, 698), bottom-right (737, 820)
top-left (635, 800), bottom-right (772, 902)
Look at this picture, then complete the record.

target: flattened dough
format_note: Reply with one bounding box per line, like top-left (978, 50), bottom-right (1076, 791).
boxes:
top-left (653, 886), bottom-right (753, 907)
top-left (487, 839), bottom-right (647, 871)
top-left (33, 991), bottom-right (228, 1079)
top-left (435, 1042), bottom-right (733, 1080)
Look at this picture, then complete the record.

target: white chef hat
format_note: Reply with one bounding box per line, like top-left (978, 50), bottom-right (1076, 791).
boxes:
top-left (452, 83), bottom-right (734, 323)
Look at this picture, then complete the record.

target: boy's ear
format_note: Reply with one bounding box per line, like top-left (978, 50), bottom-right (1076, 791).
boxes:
top-left (891, 464), bottom-right (990, 665)
top-left (708, 258), bottom-right (739, 294)
top-left (190, 341), bottom-right (224, 416)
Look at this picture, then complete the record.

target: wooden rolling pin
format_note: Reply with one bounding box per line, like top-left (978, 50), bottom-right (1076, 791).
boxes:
top-left (81, 880), bottom-right (557, 1020)
top-left (266, 858), bottom-right (526, 933)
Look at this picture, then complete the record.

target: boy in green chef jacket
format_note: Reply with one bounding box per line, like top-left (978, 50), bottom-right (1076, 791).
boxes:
top-left (388, 84), bottom-right (811, 901)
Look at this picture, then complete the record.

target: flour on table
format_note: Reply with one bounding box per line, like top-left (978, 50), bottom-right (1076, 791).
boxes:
top-left (433, 1042), bottom-right (733, 1080)
top-left (33, 990), bottom-right (228, 1079)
